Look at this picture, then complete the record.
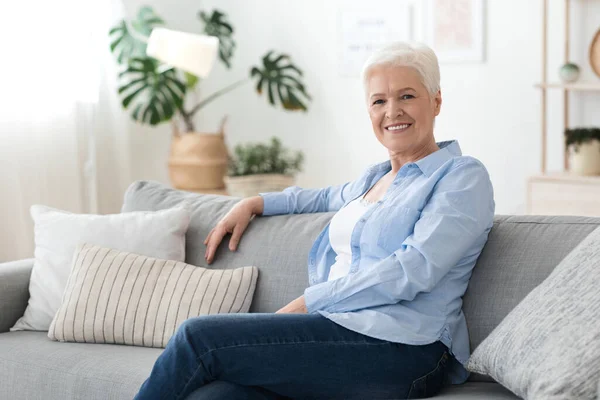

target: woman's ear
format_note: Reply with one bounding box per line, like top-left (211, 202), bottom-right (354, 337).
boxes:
top-left (433, 90), bottom-right (442, 117)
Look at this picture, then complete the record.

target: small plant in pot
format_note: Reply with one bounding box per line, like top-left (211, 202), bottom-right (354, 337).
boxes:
top-left (226, 137), bottom-right (304, 198)
top-left (109, 7), bottom-right (311, 192)
top-left (565, 127), bottom-right (600, 176)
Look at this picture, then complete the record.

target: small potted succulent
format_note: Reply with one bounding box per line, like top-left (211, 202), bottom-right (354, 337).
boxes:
top-left (225, 137), bottom-right (304, 198)
top-left (565, 127), bottom-right (600, 175)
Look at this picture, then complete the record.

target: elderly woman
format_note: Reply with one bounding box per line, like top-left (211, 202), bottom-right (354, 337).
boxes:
top-left (134, 42), bottom-right (495, 400)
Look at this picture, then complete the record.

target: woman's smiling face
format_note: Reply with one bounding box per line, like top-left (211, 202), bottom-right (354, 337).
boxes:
top-left (366, 65), bottom-right (442, 155)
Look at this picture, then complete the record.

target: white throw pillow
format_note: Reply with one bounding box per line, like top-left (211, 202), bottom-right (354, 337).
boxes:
top-left (10, 205), bottom-right (190, 332)
top-left (48, 244), bottom-right (258, 348)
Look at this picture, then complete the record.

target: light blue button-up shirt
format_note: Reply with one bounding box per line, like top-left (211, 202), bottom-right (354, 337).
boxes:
top-left (259, 140), bottom-right (495, 384)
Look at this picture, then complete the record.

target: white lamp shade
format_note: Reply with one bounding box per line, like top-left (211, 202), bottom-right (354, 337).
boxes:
top-left (146, 27), bottom-right (219, 78)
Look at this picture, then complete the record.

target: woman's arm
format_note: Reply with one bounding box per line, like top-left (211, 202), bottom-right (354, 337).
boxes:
top-left (259, 173), bottom-right (367, 216)
top-left (303, 159), bottom-right (495, 313)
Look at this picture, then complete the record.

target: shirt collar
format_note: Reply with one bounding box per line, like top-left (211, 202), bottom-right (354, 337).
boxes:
top-left (370, 140), bottom-right (462, 178)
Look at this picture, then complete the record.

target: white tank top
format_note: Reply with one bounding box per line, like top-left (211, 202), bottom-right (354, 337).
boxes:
top-left (327, 196), bottom-right (374, 281)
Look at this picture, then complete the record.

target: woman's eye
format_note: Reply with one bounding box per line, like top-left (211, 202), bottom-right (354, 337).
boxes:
top-left (373, 99), bottom-right (385, 105)
top-left (401, 94), bottom-right (414, 100)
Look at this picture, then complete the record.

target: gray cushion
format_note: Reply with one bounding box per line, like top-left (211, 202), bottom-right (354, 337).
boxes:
top-left (0, 332), bottom-right (518, 400)
top-left (437, 382), bottom-right (518, 399)
top-left (0, 331), bottom-right (159, 400)
top-left (462, 215), bottom-right (600, 382)
top-left (122, 180), bottom-right (333, 313)
top-left (466, 226), bottom-right (600, 399)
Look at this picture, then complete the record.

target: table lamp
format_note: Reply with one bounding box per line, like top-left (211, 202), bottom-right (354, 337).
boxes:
top-left (146, 27), bottom-right (219, 78)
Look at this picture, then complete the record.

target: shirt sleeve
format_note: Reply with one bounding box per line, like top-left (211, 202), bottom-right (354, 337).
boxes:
top-left (259, 171), bottom-right (368, 216)
top-left (303, 159), bottom-right (495, 314)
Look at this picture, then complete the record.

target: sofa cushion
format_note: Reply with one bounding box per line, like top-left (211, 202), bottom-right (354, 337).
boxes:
top-left (436, 382), bottom-right (518, 399)
top-left (48, 244), bottom-right (258, 348)
top-left (0, 331), bottom-right (158, 400)
top-left (122, 181), bottom-right (333, 313)
top-left (0, 331), bottom-right (519, 400)
top-left (466, 226), bottom-right (600, 399)
top-left (11, 204), bottom-right (190, 332)
top-left (462, 215), bottom-right (600, 382)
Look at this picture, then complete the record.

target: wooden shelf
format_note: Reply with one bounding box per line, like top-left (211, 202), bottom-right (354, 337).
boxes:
top-left (528, 173), bottom-right (600, 216)
top-left (535, 82), bottom-right (600, 91)
top-left (529, 172), bottom-right (600, 185)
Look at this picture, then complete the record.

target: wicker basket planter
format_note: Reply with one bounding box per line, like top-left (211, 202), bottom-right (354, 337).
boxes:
top-left (224, 174), bottom-right (295, 198)
top-left (168, 132), bottom-right (229, 191)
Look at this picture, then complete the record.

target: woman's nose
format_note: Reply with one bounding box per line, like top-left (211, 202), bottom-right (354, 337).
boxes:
top-left (385, 102), bottom-right (404, 119)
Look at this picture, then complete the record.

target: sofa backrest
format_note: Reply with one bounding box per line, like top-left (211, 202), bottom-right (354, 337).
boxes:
top-left (462, 214), bottom-right (599, 351)
top-left (122, 181), bottom-right (331, 313)
top-left (122, 181), bottom-right (600, 359)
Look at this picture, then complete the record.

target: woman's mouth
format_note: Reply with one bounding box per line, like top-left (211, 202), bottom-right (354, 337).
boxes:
top-left (385, 123), bottom-right (412, 133)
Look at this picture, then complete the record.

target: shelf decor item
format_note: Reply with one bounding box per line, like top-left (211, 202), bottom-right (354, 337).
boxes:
top-left (559, 62), bottom-right (580, 83)
top-left (108, 7), bottom-right (311, 192)
top-left (225, 137), bottom-right (304, 198)
top-left (565, 127), bottom-right (600, 176)
top-left (591, 28), bottom-right (600, 78)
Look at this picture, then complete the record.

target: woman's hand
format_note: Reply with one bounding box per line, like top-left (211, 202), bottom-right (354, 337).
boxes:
top-left (204, 196), bottom-right (264, 264)
top-left (275, 295), bottom-right (308, 314)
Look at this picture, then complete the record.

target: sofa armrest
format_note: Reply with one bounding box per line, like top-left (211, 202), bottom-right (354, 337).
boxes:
top-left (0, 258), bottom-right (33, 333)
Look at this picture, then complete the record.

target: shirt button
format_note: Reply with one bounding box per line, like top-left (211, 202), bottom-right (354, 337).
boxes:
top-left (360, 218), bottom-right (365, 222)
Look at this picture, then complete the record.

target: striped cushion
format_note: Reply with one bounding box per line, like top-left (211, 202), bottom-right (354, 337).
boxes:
top-left (48, 244), bottom-right (258, 348)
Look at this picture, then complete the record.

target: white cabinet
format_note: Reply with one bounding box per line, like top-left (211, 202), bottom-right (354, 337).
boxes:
top-left (527, 174), bottom-right (600, 216)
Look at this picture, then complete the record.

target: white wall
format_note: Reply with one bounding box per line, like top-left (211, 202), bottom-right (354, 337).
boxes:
top-left (117, 0), bottom-right (600, 215)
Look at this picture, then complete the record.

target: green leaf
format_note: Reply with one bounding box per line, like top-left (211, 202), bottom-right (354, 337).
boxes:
top-left (117, 57), bottom-right (187, 126)
top-left (184, 72), bottom-right (200, 89)
top-left (250, 50), bottom-right (311, 112)
top-left (565, 127), bottom-right (600, 152)
top-left (108, 6), bottom-right (164, 65)
top-left (132, 6), bottom-right (165, 36)
top-left (199, 9), bottom-right (235, 68)
top-left (132, 103), bottom-right (144, 120)
top-left (121, 85), bottom-right (146, 108)
top-left (117, 77), bottom-right (146, 94)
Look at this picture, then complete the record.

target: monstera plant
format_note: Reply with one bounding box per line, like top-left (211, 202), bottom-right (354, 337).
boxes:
top-left (108, 6), bottom-right (311, 193)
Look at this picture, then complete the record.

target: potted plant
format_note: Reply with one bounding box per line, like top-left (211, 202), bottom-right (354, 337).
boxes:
top-left (225, 137), bottom-right (304, 198)
top-left (565, 127), bottom-right (600, 176)
top-left (109, 7), bottom-right (311, 191)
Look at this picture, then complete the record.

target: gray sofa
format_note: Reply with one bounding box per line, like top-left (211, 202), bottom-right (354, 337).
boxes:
top-left (1, 180), bottom-right (598, 400)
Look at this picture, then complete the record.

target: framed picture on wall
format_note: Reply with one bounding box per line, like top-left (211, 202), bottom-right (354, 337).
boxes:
top-left (423, 0), bottom-right (486, 63)
top-left (337, 1), bottom-right (414, 76)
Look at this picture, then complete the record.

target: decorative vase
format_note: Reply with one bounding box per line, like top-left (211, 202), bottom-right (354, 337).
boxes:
top-left (590, 28), bottom-right (600, 78)
top-left (569, 140), bottom-right (600, 176)
top-left (559, 63), bottom-right (581, 83)
top-left (168, 131), bottom-right (229, 191)
top-left (224, 174), bottom-right (295, 198)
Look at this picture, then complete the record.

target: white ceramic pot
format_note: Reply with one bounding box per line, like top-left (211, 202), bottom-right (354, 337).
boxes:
top-left (224, 174), bottom-right (295, 198)
top-left (569, 140), bottom-right (600, 176)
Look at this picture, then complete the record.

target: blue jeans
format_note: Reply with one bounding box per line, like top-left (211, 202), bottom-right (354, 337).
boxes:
top-left (134, 313), bottom-right (450, 400)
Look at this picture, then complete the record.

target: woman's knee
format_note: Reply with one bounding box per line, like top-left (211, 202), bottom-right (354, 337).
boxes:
top-left (172, 315), bottom-right (236, 350)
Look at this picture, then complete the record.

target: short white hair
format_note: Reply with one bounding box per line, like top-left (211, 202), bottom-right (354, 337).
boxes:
top-left (361, 42), bottom-right (441, 96)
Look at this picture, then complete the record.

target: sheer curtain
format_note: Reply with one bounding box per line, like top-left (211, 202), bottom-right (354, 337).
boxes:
top-left (0, 0), bottom-right (131, 262)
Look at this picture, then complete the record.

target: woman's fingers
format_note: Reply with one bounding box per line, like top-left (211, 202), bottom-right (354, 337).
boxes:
top-left (206, 227), bottom-right (227, 264)
top-left (204, 230), bottom-right (213, 246)
top-left (229, 223), bottom-right (247, 251)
